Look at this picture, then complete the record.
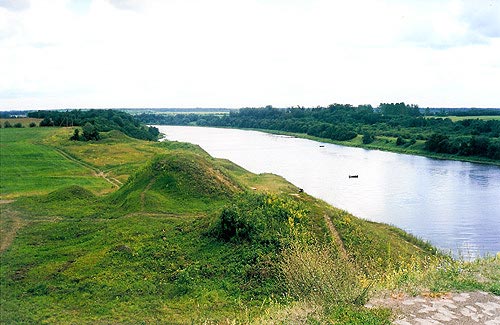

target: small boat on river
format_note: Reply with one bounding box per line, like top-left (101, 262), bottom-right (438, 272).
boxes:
top-left (349, 175), bottom-right (358, 178)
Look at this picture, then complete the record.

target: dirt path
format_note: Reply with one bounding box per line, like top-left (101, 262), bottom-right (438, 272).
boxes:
top-left (367, 292), bottom-right (500, 324)
top-left (323, 214), bottom-right (348, 259)
top-left (52, 147), bottom-right (122, 187)
top-left (0, 202), bottom-right (24, 253)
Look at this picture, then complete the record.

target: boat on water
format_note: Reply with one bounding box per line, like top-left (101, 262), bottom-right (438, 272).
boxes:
top-left (349, 175), bottom-right (358, 178)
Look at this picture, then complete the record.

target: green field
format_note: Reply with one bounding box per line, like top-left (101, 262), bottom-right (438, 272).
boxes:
top-left (0, 128), bottom-right (112, 199)
top-left (424, 115), bottom-right (500, 122)
top-left (1, 126), bottom-right (498, 324)
top-left (445, 115), bottom-right (500, 122)
top-left (0, 118), bottom-right (42, 128)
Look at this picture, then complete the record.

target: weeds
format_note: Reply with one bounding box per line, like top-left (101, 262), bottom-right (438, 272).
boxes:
top-left (279, 241), bottom-right (365, 306)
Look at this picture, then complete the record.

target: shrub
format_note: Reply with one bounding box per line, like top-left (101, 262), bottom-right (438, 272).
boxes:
top-left (69, 128), bottom-right (81, 141)
top-left (362, 132), bottom-right (374, 144)
top-left (212, 193), bottom-right (307, 247)
top-left (82, 122), bottom-right (100, 141)
top-left (396, 136), bottom-right (405, 146)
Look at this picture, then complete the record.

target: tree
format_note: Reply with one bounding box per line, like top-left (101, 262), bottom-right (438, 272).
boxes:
top-left (362, 132), bottom-right (374, 144)
top-left (425, 133), bottom-right (451, 153)
top-left (82, 122), bottom-right (100, 141)
top-left (29, 122), bottom-right (36, 128)
top-left (396, 136), bottom-right (406, 146)
top-left (70, 129), bottom-right (81, 141)
top-left (39, 117), bottom-right (54, 127)
top-left (3, 121), bottom-right (12, 128)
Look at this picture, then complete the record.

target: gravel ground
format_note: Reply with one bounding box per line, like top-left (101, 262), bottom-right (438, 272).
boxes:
top-left (367, 291), bottom-right (500, 324)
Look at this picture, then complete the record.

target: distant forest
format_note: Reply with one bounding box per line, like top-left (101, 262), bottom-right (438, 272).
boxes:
top-left (137, 103), bottom-right (500, 160)
top-left (26, 109), bottom-right (160, 141)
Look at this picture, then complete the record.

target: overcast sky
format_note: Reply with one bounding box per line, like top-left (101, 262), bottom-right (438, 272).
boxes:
top-left (1, 0), bottom-right (499, 110)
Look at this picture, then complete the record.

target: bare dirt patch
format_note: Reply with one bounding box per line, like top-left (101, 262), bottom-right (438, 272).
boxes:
top-left (0, 209), bottom-right (24, 253)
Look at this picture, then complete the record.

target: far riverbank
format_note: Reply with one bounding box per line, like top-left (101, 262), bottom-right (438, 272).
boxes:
top-left (244, 128), bottom-right (500, 167)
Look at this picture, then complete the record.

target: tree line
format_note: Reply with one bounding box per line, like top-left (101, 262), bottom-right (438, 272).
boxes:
top-left (136, 103), bottom-right (500, 161)
top-left (27, 109), bottom-right (160, 141)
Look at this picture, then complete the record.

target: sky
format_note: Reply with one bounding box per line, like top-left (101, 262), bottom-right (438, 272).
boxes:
top-left (1, 0), bottom-right (499, 110)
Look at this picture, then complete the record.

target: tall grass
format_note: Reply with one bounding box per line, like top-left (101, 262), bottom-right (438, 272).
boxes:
top-left (367, 253), bottom-right (500, 296)
top-left (279, 241), bottom-right (365, 305)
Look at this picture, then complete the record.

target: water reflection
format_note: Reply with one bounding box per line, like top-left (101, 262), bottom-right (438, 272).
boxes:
top-left (158, 126), bottom-right (500, 258)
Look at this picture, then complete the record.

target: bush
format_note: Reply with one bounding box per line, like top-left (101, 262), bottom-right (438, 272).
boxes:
top-left (82, 122), bottom-right (100, 141)
top-left (29, 122), bottom-right (36, 128)
top-left (362, 132), bottom-right (374, 144)
top-left (396, 136), bottom-right (405, 146)
top-left (39, 117), bottom-right (54, 127)
top-left (69, 128), bottom-right (81, 141)
top-left (212, 193), bottom-right (307, 247)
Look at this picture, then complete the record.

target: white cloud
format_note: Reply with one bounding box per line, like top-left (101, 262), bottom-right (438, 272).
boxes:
top-left (460, 0), bottom-right (500, 38)
top-left (1, 0), bottom-right (499, 109)
top-left (0, 0), bottom-right (30, 11)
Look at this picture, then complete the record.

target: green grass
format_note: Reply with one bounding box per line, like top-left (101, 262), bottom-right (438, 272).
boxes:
top-left (0, 128), bottom-right (112, 199)
top-left (1, 126), bottom-right (498, 324)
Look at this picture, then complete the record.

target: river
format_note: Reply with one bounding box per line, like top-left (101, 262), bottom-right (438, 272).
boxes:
top-left (158, 125), bottom-right (500, 258)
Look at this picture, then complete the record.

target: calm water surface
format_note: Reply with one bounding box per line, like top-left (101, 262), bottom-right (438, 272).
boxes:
top-left (158, 126), bottom-right (500, 258)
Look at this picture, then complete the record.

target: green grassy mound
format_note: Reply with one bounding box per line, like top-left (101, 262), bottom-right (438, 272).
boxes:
top-left (44, 185), bottom-right (96, 202)
top-left (108, 153), bottom-right (243, 214)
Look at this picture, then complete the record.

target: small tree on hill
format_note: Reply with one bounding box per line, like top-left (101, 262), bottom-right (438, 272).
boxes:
top-left (70, 129), bottom-right (81, 141)
top-left (82, 122), bottom-right (100, 141)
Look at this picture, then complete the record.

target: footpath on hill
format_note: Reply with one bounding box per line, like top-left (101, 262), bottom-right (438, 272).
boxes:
top-left (367, 291), bottom-right (500, 324)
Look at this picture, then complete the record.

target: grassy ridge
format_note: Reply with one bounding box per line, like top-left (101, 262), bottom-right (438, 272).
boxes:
top-left (1, 126), bottom-right (498, 324)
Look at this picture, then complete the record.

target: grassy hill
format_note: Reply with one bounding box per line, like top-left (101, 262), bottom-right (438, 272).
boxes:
top-left (1, 127), bottom-right (498, 324)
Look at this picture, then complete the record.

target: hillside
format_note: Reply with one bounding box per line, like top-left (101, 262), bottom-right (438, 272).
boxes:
top-left (1, 127), bottom-right (498, 324)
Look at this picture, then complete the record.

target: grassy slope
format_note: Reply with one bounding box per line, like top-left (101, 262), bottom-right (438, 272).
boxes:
top-left (0, 128), bottom-right (112, 199)
top-left (0, 127), bottom-right (498, 324)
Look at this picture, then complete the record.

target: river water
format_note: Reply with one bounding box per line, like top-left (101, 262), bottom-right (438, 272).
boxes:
top-left (158, 126), bottom-right (500, 258)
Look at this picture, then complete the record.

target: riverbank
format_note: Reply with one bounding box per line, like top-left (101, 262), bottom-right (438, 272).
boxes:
top-left (246, 128), bottom-right (500, 167)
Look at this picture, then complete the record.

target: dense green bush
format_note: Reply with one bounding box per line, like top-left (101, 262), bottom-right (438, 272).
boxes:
top-left (212, 193), bottom-right (308, 247)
